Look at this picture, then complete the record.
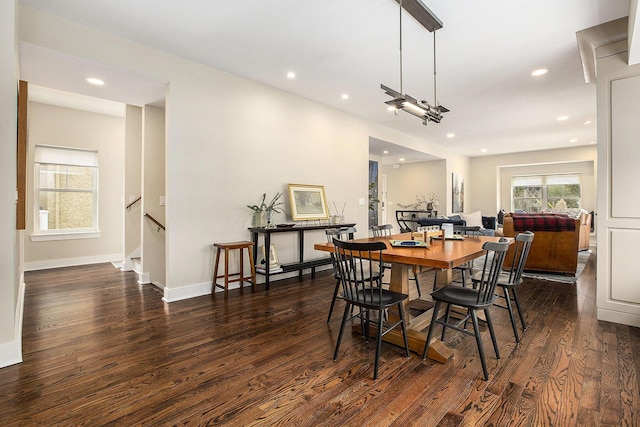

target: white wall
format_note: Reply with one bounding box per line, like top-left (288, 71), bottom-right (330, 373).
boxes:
top-left (381, 159), bottom-right (446, 232)
top-left (24, 102), bottom-right (125, 269)
top-left (0, 0), bottom-right (21, 367)
top-left (469, 146), bottom-right (597, 217)
top-left (18, 6), bottom-right (464, 302)
top-left (142, 104), bottom-right (165, 287)
top-left (124, 105), bottom-right (142, 260)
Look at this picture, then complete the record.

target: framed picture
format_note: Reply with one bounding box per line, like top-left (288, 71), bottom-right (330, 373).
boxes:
top-left (288, 183), bottom-right (329, 221)
top-left (452, 172), bottom-right (464, 213)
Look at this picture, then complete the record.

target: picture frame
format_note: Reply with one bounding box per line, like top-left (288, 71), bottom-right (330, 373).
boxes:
top-left (287, 183), bottom-right (329, 221)
top-left (452, 172), bottom-right (464, 213)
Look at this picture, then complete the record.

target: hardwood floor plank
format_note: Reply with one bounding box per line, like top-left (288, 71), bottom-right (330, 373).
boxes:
top-left (0, 253), bottom-right (639, 426)
top-left (615, 324), bottom-right (640, 427)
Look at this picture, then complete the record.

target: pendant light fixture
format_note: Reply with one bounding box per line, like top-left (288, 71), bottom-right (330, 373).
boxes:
top-left (381, 0), bottom-right (449, 125)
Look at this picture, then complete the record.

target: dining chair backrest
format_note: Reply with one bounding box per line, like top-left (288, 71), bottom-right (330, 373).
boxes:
top-left (371, 224), bottom-right (393, 238)
top-left (332, 238), bottom-right (386, 305)
top-left (325, 226), bottom-right (357, 243)
top-left (473, 238), bottom-right (510, 305)
top-left (325, 227), bottom-right (357, 277)
top-left (505, 231), bottom-right (535, 286)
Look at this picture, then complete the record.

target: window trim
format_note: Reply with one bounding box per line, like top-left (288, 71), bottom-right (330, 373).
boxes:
top-left (33, 145), bottom-right (99, 238)
top-left (511, 173), bottom-right (581, 212)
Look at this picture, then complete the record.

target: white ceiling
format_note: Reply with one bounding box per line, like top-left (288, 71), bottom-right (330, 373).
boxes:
top-left (18, 0), bottom-right (632, 160)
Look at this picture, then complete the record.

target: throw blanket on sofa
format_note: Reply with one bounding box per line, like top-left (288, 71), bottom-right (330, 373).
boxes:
top-left (511, 213), bottom-right (576, 232)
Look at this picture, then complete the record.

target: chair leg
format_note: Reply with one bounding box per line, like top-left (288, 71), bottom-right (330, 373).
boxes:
top-left (397, 302), bottom-right (410, 357)
top-left (373, 308), bottom-right (384, 380)
top-left (470, 310), bottom-right (489, 381)
top-left (326, 278), bottom-right (341, 323)
top-left (441, 303), bottom-right (452, 341)
top-left (412, 268), bottom-right (422, 297)
top-left (422, 300), bottom-right (442, 359)
top-left (484, 308), bottom-right (500, 360)
top-left (511, 287), bottom-right (527, 331)
top-left (502, 287), bottom-right (521, 343)
top-left (334, 303), bottom-right (351, 361)
top-left (364, 309), bottom-right (371, 342)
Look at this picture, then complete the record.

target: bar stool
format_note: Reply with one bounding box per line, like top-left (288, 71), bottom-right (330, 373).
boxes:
top-left (212, 241), bottom-right (257, 299)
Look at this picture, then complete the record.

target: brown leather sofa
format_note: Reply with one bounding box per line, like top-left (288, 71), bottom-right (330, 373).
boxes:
top-left (502, 213), bottom-right (580, 275)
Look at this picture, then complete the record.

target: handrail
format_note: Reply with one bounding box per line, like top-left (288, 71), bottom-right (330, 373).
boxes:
top-left (144, 213), bottom-right (165, 231)
top-left (126, 196), bottom-right (142, 210)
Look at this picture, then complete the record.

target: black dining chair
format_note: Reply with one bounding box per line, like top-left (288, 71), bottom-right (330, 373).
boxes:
top-left (432, 225), bottom-right (482, 290)
top-left (371, 223), bottom-right (422, 297)
top-left (325, 227), bottom-right (358, 323)
top-left (472, 231), bottom-right (534, 343)
top-left (422, 238), bottom-right (510, 380)
top-left (332, 238), bottom-right (410, 380)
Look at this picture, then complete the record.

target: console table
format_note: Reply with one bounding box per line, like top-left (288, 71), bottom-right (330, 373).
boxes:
top-left (248, 223), bottom-right (356, 290)
top-left (395, 210), bottom-right (437, 232)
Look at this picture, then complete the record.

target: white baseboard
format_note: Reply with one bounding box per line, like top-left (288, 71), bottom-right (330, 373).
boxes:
top-left (0, 274), bottom-right (25, 368)
top-left (138, 272), bottom-right (150, 284)
top-left (163, 280), bottom-right (258, 303)
top-left (597, 307), bottom-right (640, 328)
top-left (25, 253), bottom-right (124, 271)
top-left (0, 340), bottom-right (22, 368)
top-left (163, 280), bottom-right (212, 302)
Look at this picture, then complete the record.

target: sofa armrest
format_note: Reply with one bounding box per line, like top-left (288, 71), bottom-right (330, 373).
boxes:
top-left (482, 216), bottom-right (497, 230)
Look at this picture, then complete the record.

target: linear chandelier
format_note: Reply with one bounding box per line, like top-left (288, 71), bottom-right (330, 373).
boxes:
top-left (382, 0), bottom-right (449, 125)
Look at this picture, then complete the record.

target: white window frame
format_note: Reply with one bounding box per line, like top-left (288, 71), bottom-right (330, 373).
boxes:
top-left (32, 145), bottom-right (100, 241)
top-left (511, 173), bottom-right (581, 212)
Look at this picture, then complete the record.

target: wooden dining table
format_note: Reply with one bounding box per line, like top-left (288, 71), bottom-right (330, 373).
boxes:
top-left (314, 232), bottom-right (509, 362)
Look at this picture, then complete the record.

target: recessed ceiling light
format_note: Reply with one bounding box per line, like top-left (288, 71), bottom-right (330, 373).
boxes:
top-left (399, 158), bottom-right (405, 162)
top-left (557, 115), bottom-right (569, 121)
top-left (583, 120), bottom-right (592, 125)
top-left (286, 71), bottom-right (296, 79)
top-left (446, 133), bottom-right (455, 138)
top-left (383, 150), bottom-right (389, 154)
top-left (531, 68), bottom-right (548, 77)
top-left (480, 148), bottom-right (488, 153)
top-left (86, 77), bottom-right (104, 86)
top-left (341, 93), bottom-right (349, 100)
top-left (570, 138), bottom-right (578, 142)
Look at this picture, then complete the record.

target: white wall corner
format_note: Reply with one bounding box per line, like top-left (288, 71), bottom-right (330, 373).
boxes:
top-left (163, 281), bottom-right (213, 303)
top-left (138, 272), bottom-right (151, 285)
top-left (0, 274), bottom-right (25, 368)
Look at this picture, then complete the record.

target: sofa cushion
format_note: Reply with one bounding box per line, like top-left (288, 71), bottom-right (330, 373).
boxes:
top-left (511, 213), bottom-right (576, 232)
top-left (459, 211), bottom-right (483, 228)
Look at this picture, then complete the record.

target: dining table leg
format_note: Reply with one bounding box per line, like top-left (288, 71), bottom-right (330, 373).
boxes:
top-left (380, 263), bottom-right (453, 363)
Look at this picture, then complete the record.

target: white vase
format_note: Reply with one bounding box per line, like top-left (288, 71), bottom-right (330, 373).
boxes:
top-left (252, 211), bottom-right (266, 228)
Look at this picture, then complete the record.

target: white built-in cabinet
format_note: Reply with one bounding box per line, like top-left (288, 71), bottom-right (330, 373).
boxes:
top-left (596, 40), bottom-right (640, 326)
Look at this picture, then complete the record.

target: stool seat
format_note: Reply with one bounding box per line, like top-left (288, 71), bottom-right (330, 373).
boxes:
top-left (212, 241), bottom-right (256, 299)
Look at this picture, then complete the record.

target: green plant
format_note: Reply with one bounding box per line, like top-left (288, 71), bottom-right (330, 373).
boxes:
top-left (247, 193), bottom-right (267, 213)
top-left (247, 193), bottom-right (284, 214)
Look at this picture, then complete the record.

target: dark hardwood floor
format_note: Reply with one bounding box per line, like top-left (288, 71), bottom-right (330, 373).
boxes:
top-left (1, 250), bottom-right (639, 426)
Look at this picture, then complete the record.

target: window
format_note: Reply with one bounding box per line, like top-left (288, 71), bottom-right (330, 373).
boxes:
top-left (512, 174), bottom-right (581, 212)
top-left (34, 145), bottom-right (98, 236)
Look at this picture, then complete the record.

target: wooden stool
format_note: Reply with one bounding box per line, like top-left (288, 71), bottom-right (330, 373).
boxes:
top-left (212, 241), bottom-right (257, 299)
